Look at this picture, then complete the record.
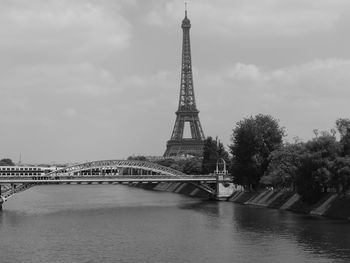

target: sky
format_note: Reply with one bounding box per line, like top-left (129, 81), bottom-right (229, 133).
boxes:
top-left (1, 0), bottom-right (350, 164)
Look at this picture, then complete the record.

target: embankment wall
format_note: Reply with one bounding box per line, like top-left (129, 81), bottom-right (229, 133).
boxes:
top-left (131, 182), bottom-right (350, 220)
top-left (228, 189), bottom-right (350, 220)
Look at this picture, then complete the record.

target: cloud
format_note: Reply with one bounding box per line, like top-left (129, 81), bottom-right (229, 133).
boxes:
top-left (218, 58), bottom-right (350, 98)
top-left (197, 58), bottom-right (350, 144)
top-left (62, 108), bottom-right (77, 118)
top-left (0, 0), bottom-right (131, 66)
top-left (146, 0), bottom-right (349, 37)
top-left (226, 63), bottom-right (263, 81)
top-left (0, 63), bottom-right (117, 98)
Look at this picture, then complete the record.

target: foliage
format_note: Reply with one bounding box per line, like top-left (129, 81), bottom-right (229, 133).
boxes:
top-left (153, 157), bottom-right (202, 175)
top-left (202, 136), bottom-right (230, 174)
top-left (256, 115), bottom-right (350, 204)
top-left (154, 158), bottom-right (182, 171)
top-left (331, 156), bottom-right (350, 196)
top-left (260, 143), bottom-right (304, 189)
top-left (229, 114), bottom-right (284, 190)
top-left (127, 155), bottom-right (148, 161)
top-left (261, 132), bottom-right (349, 203)
top-left (294, 152), bottom-right (325, 204)
top-left (336, 118), bottom-right (350, 156)
top-left (182, 157), bottom-right (203, 175)
top-left (0, 158), bottom-right (15, 166)
top-left (297, 134), bottom-right (341, 203)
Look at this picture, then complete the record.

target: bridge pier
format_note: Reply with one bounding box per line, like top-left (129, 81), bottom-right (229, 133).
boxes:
top-left (215, 174), bottom-right (235, 200)
top-left (214, 158), bottom-right (235, 201)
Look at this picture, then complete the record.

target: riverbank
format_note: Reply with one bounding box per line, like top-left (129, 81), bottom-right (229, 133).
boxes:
top-left (131, 182), bottom-right (350, 220)
top-left (228, 189), bottom-right (350, 220)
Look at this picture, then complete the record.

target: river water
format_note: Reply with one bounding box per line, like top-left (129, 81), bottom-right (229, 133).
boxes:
top-left (0, 185), bottom-right (349, 263)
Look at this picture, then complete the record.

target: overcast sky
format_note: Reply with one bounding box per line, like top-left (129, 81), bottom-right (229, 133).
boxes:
top-left (1, 0), bottom-right (350, 164)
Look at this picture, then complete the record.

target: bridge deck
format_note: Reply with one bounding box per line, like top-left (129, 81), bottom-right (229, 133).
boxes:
top-left (0, 175), bottom-right (225, 184)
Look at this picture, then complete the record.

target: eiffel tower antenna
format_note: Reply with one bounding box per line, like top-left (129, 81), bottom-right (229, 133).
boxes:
top-left (164, 8), bottom-right (205, 157)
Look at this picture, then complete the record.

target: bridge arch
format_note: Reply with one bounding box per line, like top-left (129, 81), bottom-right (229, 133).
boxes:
top-left (47, 160), bottom-right (186, 177)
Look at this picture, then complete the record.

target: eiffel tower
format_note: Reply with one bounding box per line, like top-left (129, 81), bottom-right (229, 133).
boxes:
top-left (164, 9), bottom-right (205, 157)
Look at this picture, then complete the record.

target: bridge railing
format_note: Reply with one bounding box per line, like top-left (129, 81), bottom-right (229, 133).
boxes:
top-left (0, 174), bottom-right (218, 181)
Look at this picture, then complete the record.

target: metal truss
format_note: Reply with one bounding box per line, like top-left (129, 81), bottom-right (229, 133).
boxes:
top-left (47, 160), bottom-right (186, 177)
top-left (164, 10), bottom-right (205, 157)
top-left (0, 183), bottom-right (33, 203)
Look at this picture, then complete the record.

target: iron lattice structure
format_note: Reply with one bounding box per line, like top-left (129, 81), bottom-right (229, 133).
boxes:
top-left (47, 160), bottom-right (186, 177)
top-left (164, 10), bottom-right (205, 157)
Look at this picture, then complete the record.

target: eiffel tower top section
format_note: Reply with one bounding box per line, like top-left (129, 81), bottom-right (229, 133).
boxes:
top-left (182, 8), bottom-right (191, 28)
top-left (178, 8), bottom-right (197, 113)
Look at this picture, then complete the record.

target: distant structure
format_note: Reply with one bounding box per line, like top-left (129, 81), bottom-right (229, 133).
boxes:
top-left (164, 8), bottom-right (205, 157)
top-left (0, 166), bottom-right (56, 177)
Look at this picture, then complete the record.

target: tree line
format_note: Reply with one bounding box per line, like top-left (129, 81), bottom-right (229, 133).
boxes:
top-left (230, 114), bottom-right (350, 204)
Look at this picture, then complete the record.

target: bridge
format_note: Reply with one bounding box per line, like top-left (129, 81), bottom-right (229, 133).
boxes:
top-left (0, 160), bottom-right (234, 209)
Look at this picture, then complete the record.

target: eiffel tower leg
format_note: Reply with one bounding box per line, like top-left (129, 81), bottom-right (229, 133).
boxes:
top-left (190, 121), bottom-right (196, 138)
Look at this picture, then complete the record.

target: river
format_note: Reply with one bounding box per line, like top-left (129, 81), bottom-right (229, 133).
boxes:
top-left (0, 185), bottom-right (349, 263)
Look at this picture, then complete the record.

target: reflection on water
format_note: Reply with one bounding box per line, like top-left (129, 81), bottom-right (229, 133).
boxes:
top-left (0, 185), bottom-right (349, 263)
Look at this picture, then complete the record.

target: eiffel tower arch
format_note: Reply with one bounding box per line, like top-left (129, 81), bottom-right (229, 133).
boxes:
top-left (164, 9), bottom-right (205, 157)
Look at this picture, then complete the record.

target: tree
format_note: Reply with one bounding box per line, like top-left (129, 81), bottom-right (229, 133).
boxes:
top-left (255, 119), bottom-right (350, 202)
top-left (229, 114), bottom-right (284, 190)
top-left (336, 118), bottom-right (350, 156)
top-left (127, 155), bottom-right (148, 161)
top-left (262, 130), bottom-right (350, 203)
top-left (294, 152), bottom-right (324, 204)
top-left (260, 142), bottom-right (305, 189)
top-left (0, 158), bottom-right (15, 166)
top-left (331, 156), bottom-right (350, 196)
top-left (182, 157), bottom-right (202, 175)
top-left (154, 158), bottom-right (182, 171)
top-left (217, 140), bottom-right (231, 169)
top-left (295, 134), bottom-right (341, 203)
top-left (202, 137), bottom-right (218, 174)
top-left (202, 136), bottom-right (230, 174)
top-left (154, 157), bottom-right (202, 174)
